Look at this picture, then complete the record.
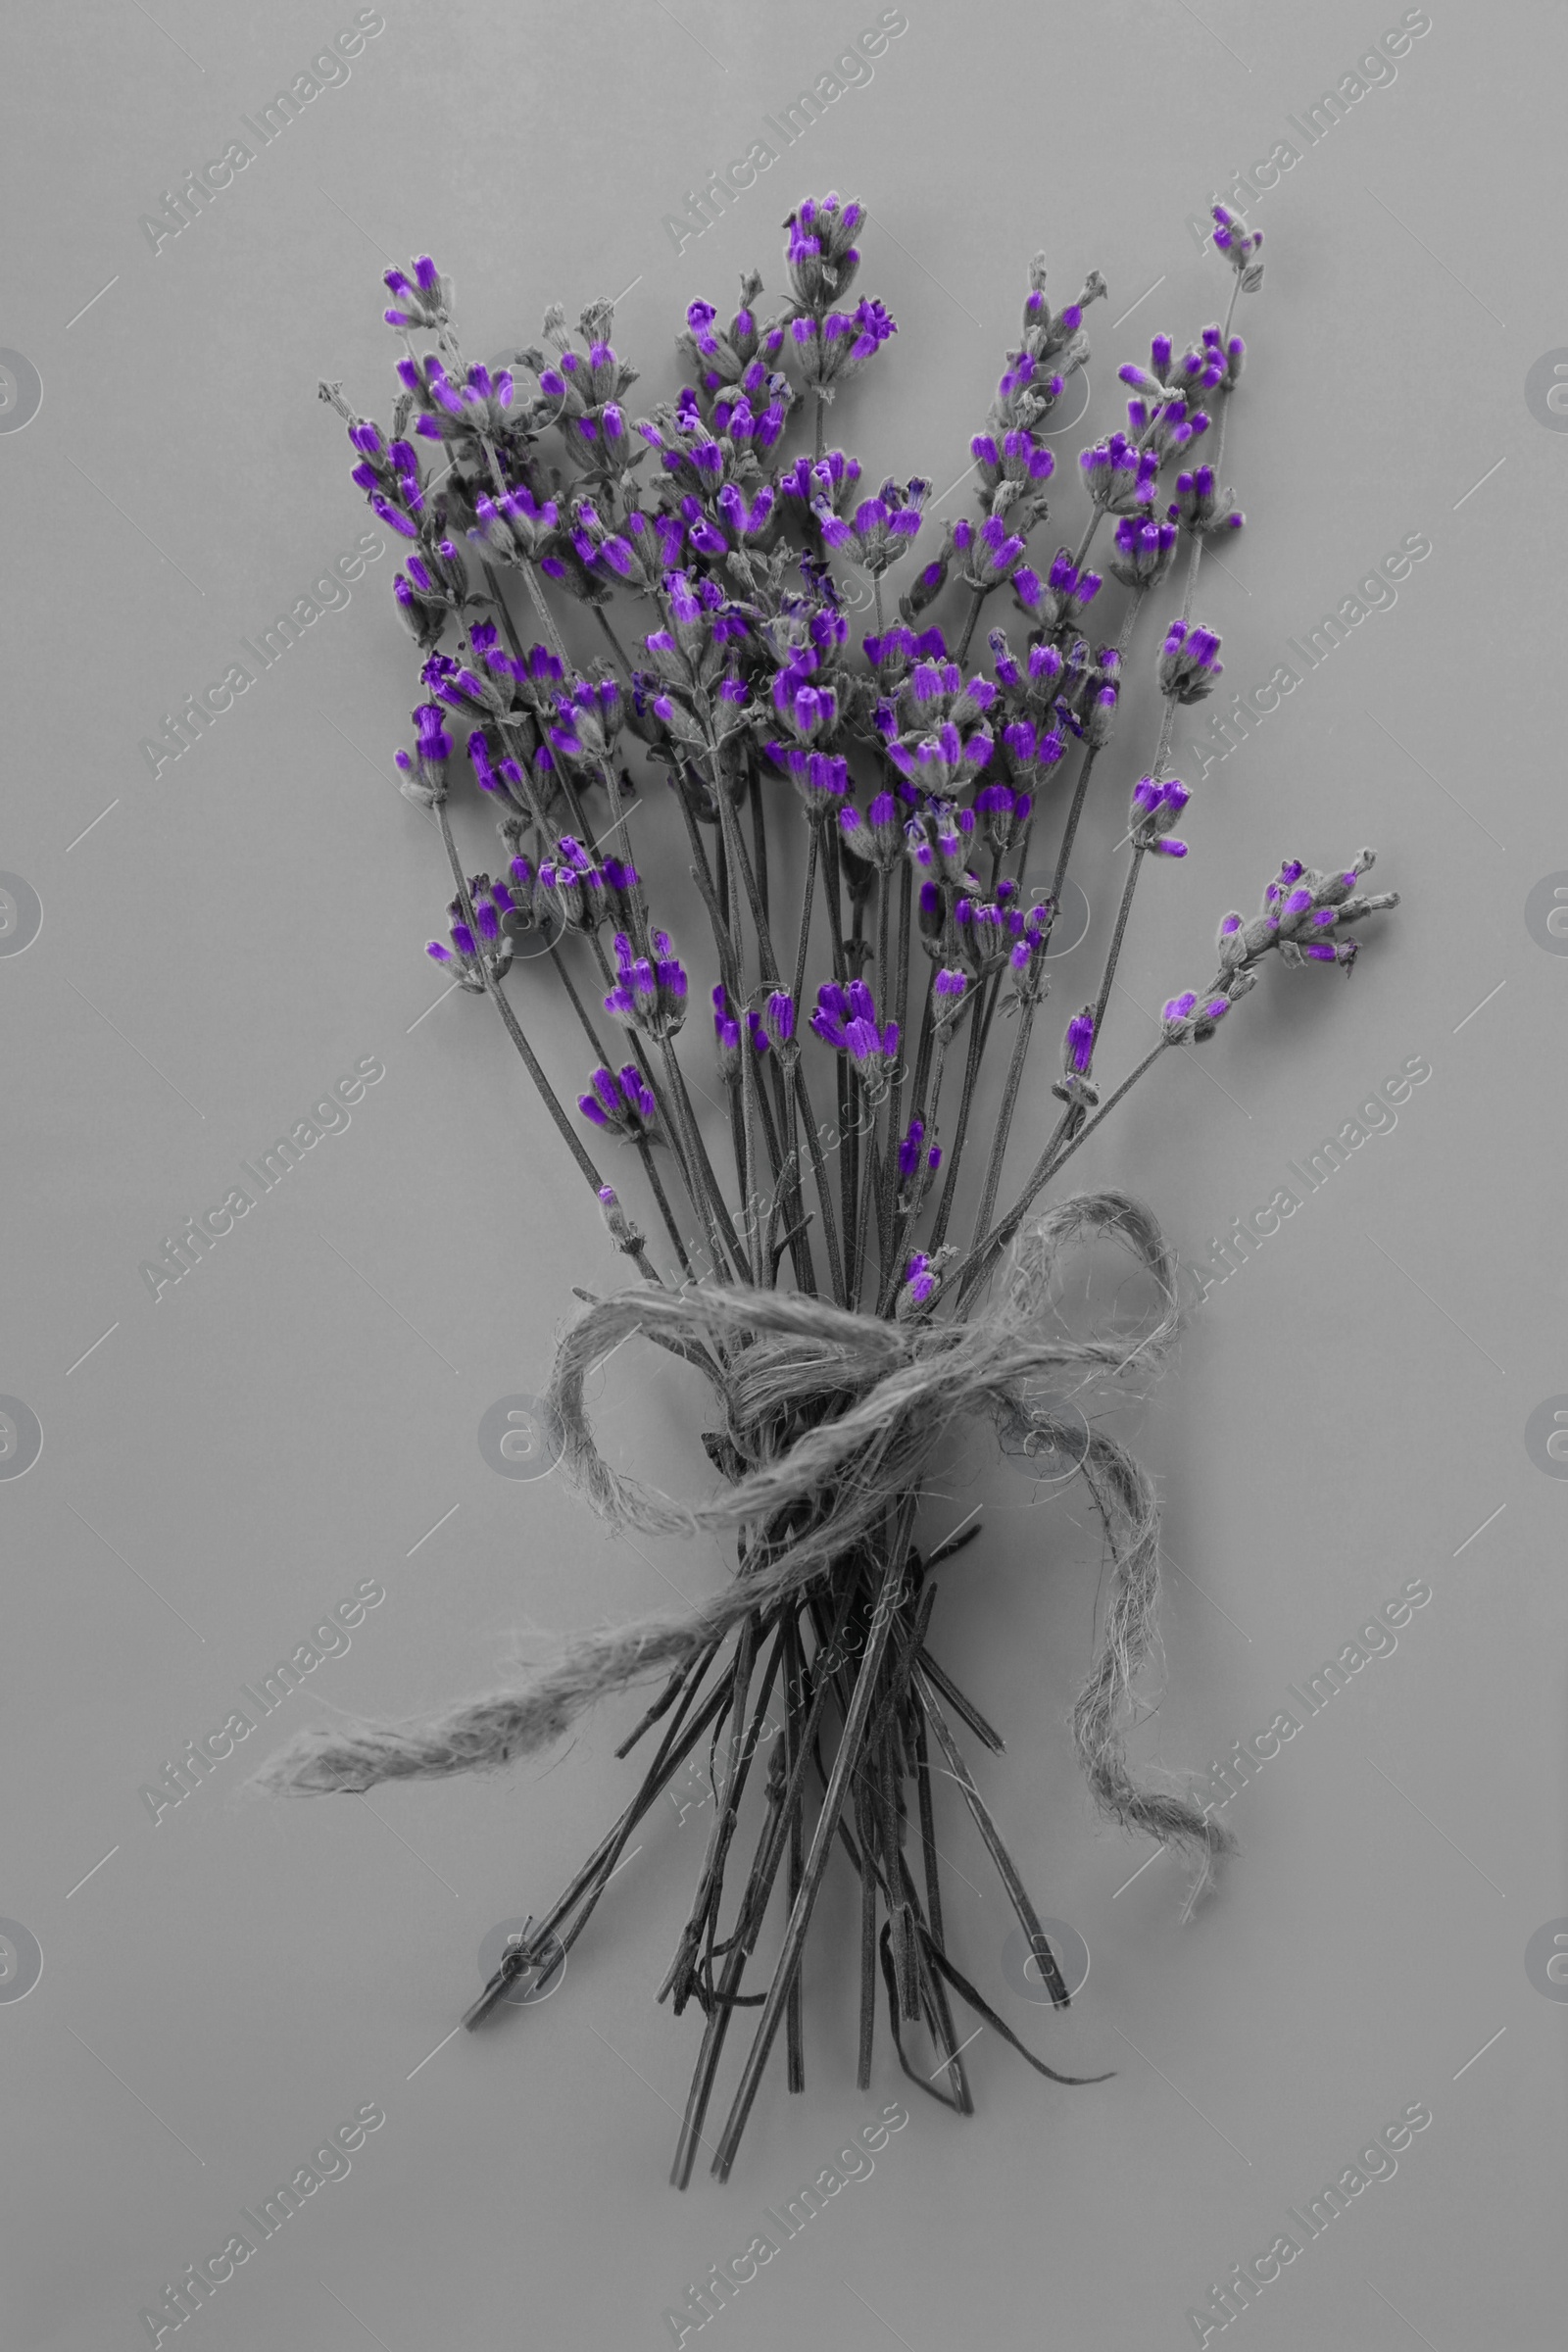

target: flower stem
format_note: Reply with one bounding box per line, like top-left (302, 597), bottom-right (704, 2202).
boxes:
top-left (520, 559), bottom-right (569, 666)
top-left (956, 584), bottom-right (988, 665)
top-left (593, 602), bottom-right (635, 683)
top-left (1090, 844), bottom-right (1147, 1051)
top-left (433, 802), bottom-right (615, 1206)
top-left (710, 1500), bottom-right (918, 2180)
top-left (956, 1039), bottom-right (1170, 1302)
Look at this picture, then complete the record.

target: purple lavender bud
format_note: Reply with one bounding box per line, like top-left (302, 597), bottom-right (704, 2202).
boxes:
top-left (1064, 1009), bottom-right (1095, 1074)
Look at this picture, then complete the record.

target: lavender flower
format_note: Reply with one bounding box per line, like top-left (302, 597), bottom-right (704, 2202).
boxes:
top-left (760, 988), bottom-right (796, 1052)
top-left (597, 1184), bottom-right (645, 1252)
top-left (466, 485), bottom-right (561, 569)
top-left (781, 193), bottom-right (865, 309)
top-left (1167, 463), bottom-right (1245, 537)
top-left (572, 503), bottom-right (686, 595)
top-left (896, 1249), bottom-right (954, 1320)
top-left (604, 929), bottom-right (689, 1037)
top-left (809, 977), bottom-right (899, 1081)
top-left (1005, 551), bottom-right (1101, 635)
top-left (394, 704), bottom-right (452, 805)
top-left (789, 299), bottom-right (898, 402)
top-left (1051, 1005), bottom-right (1101, 1104)
top-left (577, 1062), bottom-right (660, 1141)
top-left (969, 424), bottom-right (1055, 521)
top-left (931, 965), bottom-right (970, 1029)
top-left (950, 895), bottom-right (1023, 982)
top-left (974, 777), bottom-right (1034, 856)
top-left (1220, 849), bottom-right (1399, 973)
top-left (398, 354), bottom-right (519, 451)
top-left (1127, 774), bottom-right (1192, 858)
top-left (382, 254), bottom-right (450, 333)
top-left (547, 675), bottom-right (625, 762)
top-left (531, 309), bottom-right (642, 466)
top-left (711, 982), bottom-right (769, 1083)
top-left (1212, 203), bottom-right (1264, 290)
top-left (953, 512), bottom-right (1039, 601)
top-left (1156, 620), bottom-right (1224, 703)
top-left (814, 477), bottom-right (929, 576)
top-left (678, 274), bottom-right (787, 409)
top-left (1159, 974), bottom-right (1255, 1044)
top-left (1108, 515), bottom-right (1179, 590)
top-left (538, 837), bottom-right (610, 932)
top-left (426, 876), bottom-right (514, 989)
top-left (1079, 430), bottom-right (1159, 516)
top-left (838, 788), bottom-right (906, 871)
top-left (779, 448), bottom-right (863, 526)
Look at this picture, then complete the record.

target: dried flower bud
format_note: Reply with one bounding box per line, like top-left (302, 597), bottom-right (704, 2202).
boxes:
top-left (1211, 205), bottom-right (1263, 290)
top-left (597, 1185), bottom-right (645, 1252)
top-left (577, 1063), bottom-right (660, 1141)
top-left (1157, 619), bottom-right (1224, 702)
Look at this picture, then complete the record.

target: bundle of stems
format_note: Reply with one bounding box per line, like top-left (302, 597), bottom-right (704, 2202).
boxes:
top-left (268, 194), bottom-right (1399, 2180)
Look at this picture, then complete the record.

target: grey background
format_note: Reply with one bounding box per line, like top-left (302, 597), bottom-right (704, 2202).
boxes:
top-left (4, 2), bottom-right (1564, 2345)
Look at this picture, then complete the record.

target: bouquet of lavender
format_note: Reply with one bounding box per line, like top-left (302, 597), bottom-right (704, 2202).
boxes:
top-left (261, 195), bottom-right (1397, 2183)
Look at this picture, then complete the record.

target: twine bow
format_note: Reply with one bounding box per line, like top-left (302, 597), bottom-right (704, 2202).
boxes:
top-left (251, 1189), bottom-right (1234, 1912)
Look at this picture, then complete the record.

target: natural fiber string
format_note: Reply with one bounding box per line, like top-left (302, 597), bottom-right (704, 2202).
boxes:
top-left (248, 1188), bottom-right (1233, 1908)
